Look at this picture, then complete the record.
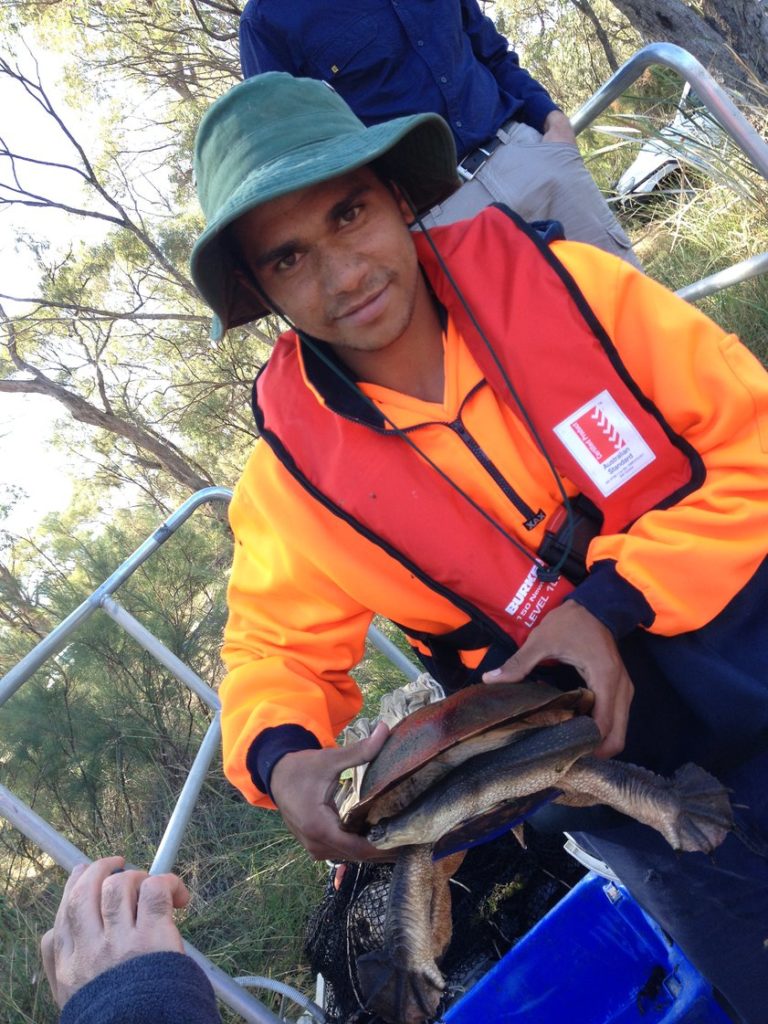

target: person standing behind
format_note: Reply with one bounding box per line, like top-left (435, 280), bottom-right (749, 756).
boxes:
top-left (238, 0), bottom-right (639, 264)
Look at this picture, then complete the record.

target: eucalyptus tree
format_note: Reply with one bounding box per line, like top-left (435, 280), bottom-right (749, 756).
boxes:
top-left (0, 4), bottom-right (273, 501)
top-left (608, 0), bottom-right (768, 97)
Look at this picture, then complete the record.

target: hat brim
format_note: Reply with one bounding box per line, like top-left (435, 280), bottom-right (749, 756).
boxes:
top-left (190, 112), bottom-right (458, 338)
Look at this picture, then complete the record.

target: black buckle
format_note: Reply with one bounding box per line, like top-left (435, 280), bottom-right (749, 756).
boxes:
top-left (457, 142), bottom-right (494, 181)
top-left (457, 118), bottom-right (518, 181)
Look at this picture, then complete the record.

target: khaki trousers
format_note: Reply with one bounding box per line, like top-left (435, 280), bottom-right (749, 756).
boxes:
top-left (421, 121), bottom-right (641, 268)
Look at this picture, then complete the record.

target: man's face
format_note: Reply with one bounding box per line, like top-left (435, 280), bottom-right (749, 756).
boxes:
top-left (231, 168), bottom-right (423, 353)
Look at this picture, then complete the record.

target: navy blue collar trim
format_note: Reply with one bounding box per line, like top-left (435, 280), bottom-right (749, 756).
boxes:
top-left (297, 331), bottom-right (385, 426)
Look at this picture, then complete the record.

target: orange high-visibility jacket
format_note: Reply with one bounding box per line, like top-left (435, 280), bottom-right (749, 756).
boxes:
top-left (222, 209), bottom-right (768, 808)
top-left (254, 208), bottom-right (702, 651)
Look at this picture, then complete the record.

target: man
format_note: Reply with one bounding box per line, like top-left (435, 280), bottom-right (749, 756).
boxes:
top-left (41, 858), bottom-right (220, 1024)
top-left (191, 73), bottom-right (768, 1022)
top-left (238, 0), bottom-right (639, 264)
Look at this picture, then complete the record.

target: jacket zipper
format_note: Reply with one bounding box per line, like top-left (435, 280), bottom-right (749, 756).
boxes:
top-left (447, 384), bottom-right (545, 531)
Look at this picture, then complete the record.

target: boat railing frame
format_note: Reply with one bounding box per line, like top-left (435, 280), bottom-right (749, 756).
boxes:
top-left (0, 486), bottom-right (419, 1023)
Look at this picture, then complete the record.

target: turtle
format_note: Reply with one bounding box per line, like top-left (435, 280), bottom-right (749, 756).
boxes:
top-left (340, 679), bottom-right (734, 1024)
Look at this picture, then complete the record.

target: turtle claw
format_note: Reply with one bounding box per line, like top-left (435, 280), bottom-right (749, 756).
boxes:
top-left (668, 763), bottom-right (734, 853)
top-left (356, 948), bottom-right (445, 1024)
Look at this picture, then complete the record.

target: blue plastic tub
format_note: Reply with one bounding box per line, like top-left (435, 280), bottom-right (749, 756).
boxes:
top-left (442, 873), bottom-right (731, 1024)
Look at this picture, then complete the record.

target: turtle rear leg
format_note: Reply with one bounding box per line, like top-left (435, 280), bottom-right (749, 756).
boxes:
top-left (558, 757), bottom-right (733, 854)
top-left (356, 847), bottom-right (463, 1024)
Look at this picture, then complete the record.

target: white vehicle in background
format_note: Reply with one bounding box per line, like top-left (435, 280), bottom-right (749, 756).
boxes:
top-left (615, 83), bottom-right (726, 199)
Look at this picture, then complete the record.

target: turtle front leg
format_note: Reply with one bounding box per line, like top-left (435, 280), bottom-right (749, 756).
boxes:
top-left (356, 846), bottom-right (463, 1024)
top-left (558, 757), bottom-right (733, 854)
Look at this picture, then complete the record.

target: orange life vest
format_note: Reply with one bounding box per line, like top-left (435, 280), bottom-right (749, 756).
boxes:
top-left (253, 206), bottom-right (703, 652)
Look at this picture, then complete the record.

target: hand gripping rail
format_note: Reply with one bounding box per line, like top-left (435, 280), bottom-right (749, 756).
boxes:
top-left (0, 486), bottom-right (419, 1023)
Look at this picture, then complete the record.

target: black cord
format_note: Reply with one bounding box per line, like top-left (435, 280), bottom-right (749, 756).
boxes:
top-left (239, 208), bottom-right (576, 582)
top-left (406, 198), bottom-right (575, 581)
top-left (296, 331), bottom-right (555, 570)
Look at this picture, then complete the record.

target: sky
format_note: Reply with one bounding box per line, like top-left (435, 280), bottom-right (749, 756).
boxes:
top-left (0, 41), bottom-right (102, 534)
top-left (0, 395), bottom-right (72, 531)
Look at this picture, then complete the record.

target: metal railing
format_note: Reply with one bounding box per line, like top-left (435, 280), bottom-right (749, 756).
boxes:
top-left (0, 486), bottom-right (419, 1023)
top-left (571, 42), bottom-right (768, 302)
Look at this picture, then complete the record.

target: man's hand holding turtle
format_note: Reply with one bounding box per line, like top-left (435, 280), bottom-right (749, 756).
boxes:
top-left (270, 722), bottom-right (393, 862)
top-left (482, 601), bottom-right (634, 758)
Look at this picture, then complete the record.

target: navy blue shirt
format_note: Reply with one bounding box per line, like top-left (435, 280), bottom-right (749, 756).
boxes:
top-left (239, 0), bottom-right (559, 158)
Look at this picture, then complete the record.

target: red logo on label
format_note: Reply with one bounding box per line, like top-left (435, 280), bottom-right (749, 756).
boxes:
top-left (570, 406), bottom-right (625, 464)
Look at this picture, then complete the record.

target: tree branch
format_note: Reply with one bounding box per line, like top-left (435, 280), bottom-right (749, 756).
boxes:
top-left (608, 0), bottom-right (767, 97)
top-left (0, 293), bottom-right (210, 323)
top-left (570, 0), bottom-right (619, 72)
top-left (0, 56), bottom-right (199, 298)
top-left (1, 303), bottom-right (215, 493)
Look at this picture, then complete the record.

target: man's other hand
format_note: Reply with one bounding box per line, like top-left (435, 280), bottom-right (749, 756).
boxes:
top-left (541, 110), bottom-right (578, 147)
top-left (482, 601), bottom-right (634, 758)
top-left (270, 722), bottom-right (393, 862)
top-left (41, 856), bottom-right (190, 1009)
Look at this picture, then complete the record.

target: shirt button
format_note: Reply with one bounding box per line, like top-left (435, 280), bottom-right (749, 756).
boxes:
top-left (417, 39), bottom-right (424, 46)
top-left (456, 120), bottom-right (462, 127)
top-left (440, 75), bottom-right (448, 83)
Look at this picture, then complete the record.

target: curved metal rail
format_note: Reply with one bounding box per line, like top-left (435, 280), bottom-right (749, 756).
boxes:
top-left (571, 43), bottom-right (768, 180)
top-left (571, 43), bottom-right (768, 301)
top-left (0, 486), bottom-right (419, 1023)
top-left (0, 486), bottom-right (233, 706)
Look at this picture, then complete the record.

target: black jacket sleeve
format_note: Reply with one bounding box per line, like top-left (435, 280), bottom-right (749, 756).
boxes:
top-left (60, 952), bottom-right (221, 1024)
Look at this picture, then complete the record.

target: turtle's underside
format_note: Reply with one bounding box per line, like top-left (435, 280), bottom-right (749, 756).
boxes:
top-left (341, 680), bottom-right (733, 1024)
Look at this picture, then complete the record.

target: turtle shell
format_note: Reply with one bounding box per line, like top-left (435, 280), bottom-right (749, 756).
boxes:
top-left (342, 680), bottom-right (594, 833)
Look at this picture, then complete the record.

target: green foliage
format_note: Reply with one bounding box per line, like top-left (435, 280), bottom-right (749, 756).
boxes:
top-left (0, 867), bottom-right (61, 1024)
top-left (637, 186), bottom-right (768, 360)
top-left (1, 503), bottom-right (229, 809)
top-left (494, 0), bottom-right (642, 106)
top-left (0, 499), bottom-right (253, 1024)
top-left (180, 786), bottom-right (325, 1021)
top-left (0, 483), bottom-right (414, 1022)
top-left (10, 0), bottom-right (240, 103)
top-left (575, 64), bottom-right (768, 360)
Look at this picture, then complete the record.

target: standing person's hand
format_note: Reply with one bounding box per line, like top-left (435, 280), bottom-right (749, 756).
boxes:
top-left (482, 601), bottom-right (634, 757)
top-left (541, 110), bottom-right (579, 147)
top-left (41, 857), bottom-right (190, 1009)
top-left (270, 722), bottom-right (393, 861)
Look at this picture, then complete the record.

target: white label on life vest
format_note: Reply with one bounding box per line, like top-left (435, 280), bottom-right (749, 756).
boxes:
top-left (505, 565), bottom-right (559, 628)
top-left (505, 565), bottom-right (539, 616)
top-left (553, 390), bottom-right (655, 497)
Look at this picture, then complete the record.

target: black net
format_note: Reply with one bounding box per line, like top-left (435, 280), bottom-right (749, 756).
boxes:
top-left (304, 826), bottom-right (586, 1023)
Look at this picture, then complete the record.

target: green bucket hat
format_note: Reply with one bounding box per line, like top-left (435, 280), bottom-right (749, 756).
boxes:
top-left (190, 72), bottom-right (459, 339)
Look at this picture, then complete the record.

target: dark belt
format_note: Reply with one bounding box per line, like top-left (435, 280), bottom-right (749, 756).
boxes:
top-left (457, 117), bottom-right (519, 181)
